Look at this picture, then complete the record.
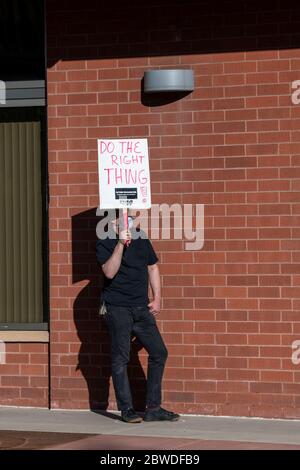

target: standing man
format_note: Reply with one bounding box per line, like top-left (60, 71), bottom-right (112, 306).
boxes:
top-left (96, 210), bottom-right (179, 423)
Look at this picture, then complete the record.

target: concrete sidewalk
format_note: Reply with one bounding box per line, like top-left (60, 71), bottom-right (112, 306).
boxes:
top-left (1, 406), bottom-right (300, 450)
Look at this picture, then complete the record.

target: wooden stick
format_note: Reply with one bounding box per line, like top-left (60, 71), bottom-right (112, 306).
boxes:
top-left (122, 207), bottom-right (130, 246)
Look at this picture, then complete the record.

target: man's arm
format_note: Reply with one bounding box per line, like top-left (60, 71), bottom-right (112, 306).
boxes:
top-left (148, 263), bottom-right (161, 315)
top-left (101, 229), bottom-right (131, 279)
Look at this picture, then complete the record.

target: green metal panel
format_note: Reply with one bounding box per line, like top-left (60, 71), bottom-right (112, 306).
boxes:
top-left (0, 113), bottom-right (43, 324)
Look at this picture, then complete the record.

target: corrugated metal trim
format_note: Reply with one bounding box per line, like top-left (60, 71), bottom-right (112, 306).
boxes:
top-left (0, 117), bottom-right (44, 324)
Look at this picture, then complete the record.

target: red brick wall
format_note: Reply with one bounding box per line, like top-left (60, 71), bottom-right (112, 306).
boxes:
top-left (45, 0), bottom-right (300, 417)
top-left (0, 343), bottom-right (49, 407)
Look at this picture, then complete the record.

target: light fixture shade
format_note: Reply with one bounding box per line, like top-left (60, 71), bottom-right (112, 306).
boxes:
top-left (144, 69), bottom-right (194, 93)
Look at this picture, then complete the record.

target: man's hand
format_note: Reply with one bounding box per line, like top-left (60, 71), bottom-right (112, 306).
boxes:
top-left (148, 263), bottom-right (161, 315)
top-left (148, 297), bottom-right (161, 316)
top-left (118, 228), bottom-right (132, 246)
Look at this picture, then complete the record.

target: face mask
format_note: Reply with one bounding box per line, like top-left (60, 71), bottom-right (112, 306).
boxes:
top-left (128, 216), bottom-right (134, 229)
top-left (115, 215), bottom-right (134, 231)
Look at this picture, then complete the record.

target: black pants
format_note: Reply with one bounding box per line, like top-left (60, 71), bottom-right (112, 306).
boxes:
top-left (104, 304), bottom-right (168, 411)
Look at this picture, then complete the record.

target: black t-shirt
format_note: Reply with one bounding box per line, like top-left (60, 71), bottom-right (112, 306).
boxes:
top-left (96, 234), bottom-right (158, 306)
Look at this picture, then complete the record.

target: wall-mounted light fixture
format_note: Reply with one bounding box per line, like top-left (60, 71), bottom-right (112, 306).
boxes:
top-left (143, 69), bottom-right (194, 93)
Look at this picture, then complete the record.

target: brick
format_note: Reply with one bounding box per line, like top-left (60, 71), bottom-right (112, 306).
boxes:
top-left (184, 310), bottom-right (215, 321)
top-left (194, 110), bottom-right (224, 122)
top-left (227, 346), bottom-right (259, 357)
top-left (214, 122), bottom-right (245, 133)
top-left (163, 299), bottom-right (194, 309)
top-left (194, 299), bottom-right (226, 309)
top-left (57, 105), bottom-right (87, 117)
top-left (216, 265), bottom-right (246, 276)
top-left (0, 388), bottom-right (20, 398)
top-left (228, 369), bottom-right (259, 381)
top-left (213, 74), bottom-right (244, 86)
top-left (214, 215), bottom-right (245, 227)
top-left (6, 354), bottom-right (29, 364)
top-left (30, 354), bottom-right (48, 365)
top-left (215, 287), bottom-right (247, 297)
top-left (282, 287), bottom-right (300, 298)
top-left (163, 380), bottom-right (184, 392)
top-left (225, 133), bottom-right (256, 145)
top-left (217, 382), bottom-right (249, 393)
top-left (193, 275), bottom-right (225, 285)
top-left (163, 321), bottom-right (193, 333)
top-left (30, 377), bottom-right (49, 388)
top-left (246, 144), bottom-right (278, 156)
top-left (1, 376), bottom-right (29, 387)
top-left (184, 357), bottom-right (215, 368)
top-left (20, 365), bottom-right (46, 376)
top-left (21, 388), bottom-right (46, 399)
top-left (227, 322), bottom-right (259, 333)
top-left (250, 382), bottom-right (282, 393)
top-left (248, 287), bottom-right (280, 298)
top-left (164, 368), bottom-right (195, 380)
top-left (185, 381), bottom-right (216, 392)
top-left (21, 344), bottom-right (47, 353)
top-left (259, 273), bottom-right (290, 286)
top-left (214, 98), bottom-right (245, 110)
top-left (216, 311), bottom-right (247, 321)
top-left (195, 345), bottom-right (226, 356)
top-left (260, 346), bottom-right (291, 359)
top-left (246, 72), bottom-right (278, 84)
top-left (164, 391), bottom-right (195, 403)
top-left (194, 321), bottom-right (226, 332)
top-left (216, 358), bottom-right (248, 369)
top-left (260, 299), bottom-right (292, 310)
top-left (194, 392), bottom-right (227, 404)
top-left (227, 204), bottom-right (257, 215)
top-left (227, 299), bottom-right (259, 310)
top-left (183, 333), bottom-right (215, 344)
top-left (258, 132), bottom-right (290, 144)
top-left (183, 287), bottom-right (214, 297)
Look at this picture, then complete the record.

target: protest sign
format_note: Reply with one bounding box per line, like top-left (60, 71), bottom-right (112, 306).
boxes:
top-left (98, 138), bottom-right (151, 209)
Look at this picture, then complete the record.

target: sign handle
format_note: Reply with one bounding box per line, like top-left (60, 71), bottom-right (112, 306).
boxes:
top-left (123, 208), bottom-right (130, 247)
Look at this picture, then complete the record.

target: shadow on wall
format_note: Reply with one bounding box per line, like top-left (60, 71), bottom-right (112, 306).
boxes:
top-left (47, 0), bottom-right (300, 67)
top-left (72, 208), bottom-right (147, 411)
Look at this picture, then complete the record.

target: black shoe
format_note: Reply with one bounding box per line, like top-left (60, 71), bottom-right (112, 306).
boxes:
top-left (121, 408), bottom-right (142, 423)
top-left (144, 407), bottom-right (180, 422)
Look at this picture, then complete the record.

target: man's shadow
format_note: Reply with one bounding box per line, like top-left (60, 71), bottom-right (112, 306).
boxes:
top-left (72, 208), bottom-right (147, 412)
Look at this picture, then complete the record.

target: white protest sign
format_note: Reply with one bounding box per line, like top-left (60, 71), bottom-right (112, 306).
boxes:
top-left (98, 138), bottom-right (151, 209)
